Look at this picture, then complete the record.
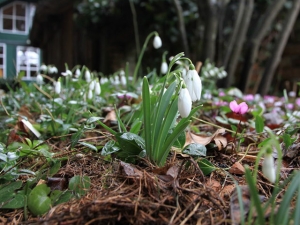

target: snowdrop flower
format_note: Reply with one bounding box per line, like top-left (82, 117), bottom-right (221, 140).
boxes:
top-left (61, 69), bottom-right (72, 76)
top-left (289, 91), bottom-right (296, 97)
top-left (95, 80), bottom-right (101, 95)
top-left (153, 35), bottom-right (162, 49)
top-left (229, 100), bottom-right (248, 114)
top-left (120, 70), bottom-right (126, 86)
top-left (55, 78), bottom-right (61, 94)
top-left (184, 64), bottom-right (202, 102)
top-left (178, 86), bottom-right (192, 118)
top-left (75, 68), bottom-right (81, 78)
top-left (48, 66), bottom-right (58, 74)
top-left (160, 61), bottom-right (168, 74)
top-left (100, 77), bottom-right (108, 84)
top-left (262, 150), bottom-right (276, 183)
top-left (40, 64), bottom-right (47, 73)
top-left (89, 80), bottom-right (95, 90)
top-left (114, 76), bottom-right (120, 86)
top-left (36, 74), bottom-right (43, 85)
top-left (85, 70), bottom-right (91, 83)
top-left (87, 89), bottom-right (93, 99)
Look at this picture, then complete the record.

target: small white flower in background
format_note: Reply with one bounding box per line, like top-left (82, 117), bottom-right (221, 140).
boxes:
top-left (85, 70), bottom-right (91, 83)
top-left (75, 68), bottom-right (81, 78)
top-left (120, 70), bottom-right (126, 86)
top-left (40, 64), bottom-right (47, 73)
top-left (95, 80), bottom-right (101, 95)
top-left (178, 86), bottom-right (192, 118)
top-left (160, 61), bottom-right (168, 74)
top-left (262, 150), bottom-right (276, 183)
top-left (89, 80), bottom-right (95, 90)
top-left (114, 76), bottom-right (120, 86)
top-left (100, 77), bottom-right (108, 84)
top-left (36, 74), bottom-right (43, 85)
top-left (289, 91), bottom-right (296, 97)
top-left (61, 69), bottom-right (72, 76)
top-left (55, 78), bottom-right (61, 94)
top-left (184, 65), bottom-right (202, 102)
top-left (87, 89), bottom-right (93, 99)
top-left (48, 66), bottom-right (58, 74)
top-left (153, 35), bottom-right (162, 49)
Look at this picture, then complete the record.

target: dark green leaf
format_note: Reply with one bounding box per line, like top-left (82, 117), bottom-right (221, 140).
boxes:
top-left (28, 184), bottom-right (51, 216)
top-left (68, 175), bottom-right (91, 196)
top-left (49, 161), bottom-right (61, 176)
top-left (198, 159), bottom-right (216, 175)
top-left (101, 140), bottom-right (120, 156)
top-left (183, 143), bottom-right (207, 156)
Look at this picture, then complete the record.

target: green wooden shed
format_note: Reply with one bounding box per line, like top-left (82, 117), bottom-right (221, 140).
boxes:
top-left (0, 0), bottom-right (41, 80)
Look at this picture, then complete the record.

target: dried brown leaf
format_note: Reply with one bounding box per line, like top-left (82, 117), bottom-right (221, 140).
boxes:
top-left (229, 162), bottom-right (245, 175)
top-left (120, 161), bottom-right (143, 178)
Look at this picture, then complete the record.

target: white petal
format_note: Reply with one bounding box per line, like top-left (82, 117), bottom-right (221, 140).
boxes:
top-left (95, 82), bottom-right (101, 95)
top-left (262, 154), bottom-right (276, 183)
top-left (191, 70), bottom-right (202, 101)
top-left (160, 62), bottom-right (168, 74)
top-left (178, 88), bottom-right (192, 118)
top-left (153, 36), bottom-right (162, 49)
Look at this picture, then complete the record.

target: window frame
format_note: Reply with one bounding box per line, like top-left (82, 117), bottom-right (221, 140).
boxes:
top-left (16, 46), bottom-right (40, 80)
top-left (0, 43), bottom-right (6, 79)
top-left (0, 1), bottom-right (30, 34)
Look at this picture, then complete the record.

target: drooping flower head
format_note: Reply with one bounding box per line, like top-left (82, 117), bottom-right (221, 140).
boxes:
top-left (183, 64), bottom-right (202, 102)
top-left (61, 69), bottom-right (72, 76)
top-left (178, 85), bottom-right (192, 118)
top-left (153, 35), bottom-right (162, 49)
top-left (36, 74), bottom-right (43, 85)
top-left (55, 78), bottom-right (61, 94)
top-left (262, 149), bottom-right (276, 183)
top-left (229, 100), bottom-right (248, 114)
top-left (95, 79), bottom-right (101, 95)
top-left (160, 62), bottom-right (168, 74)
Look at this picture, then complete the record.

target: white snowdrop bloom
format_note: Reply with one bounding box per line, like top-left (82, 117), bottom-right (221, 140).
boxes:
top-left (87, 89), bottom-right (93, 99)
top-left (178, 87), bottom-right (192, 118)
top-left (100, 77), bottom-right (108, 84)
top-left (262, 152), bottom-right (276, 183)
top-left (221, 70), bottom-right (227, 78)
top-left (61, 69), bottom-right (72, 76)
top-left (55, 79), bottom-right (61, 94)
top-left (85, 70), bottom-right (91, 82)
top-left (95, 81), bottom-right (101, 95)
top-left (114, 76), bottom-right (120, 85)
top-left (181, 68), bottom-right (187, 78)
top-left (36, 74), bottom-right (43, 85)
top-left (153, 35), bottom-right (162, 49)
top-left (160, 62), bottom-right (168, 74)
top-left (75, 68), bottom-right (81, 78)
top-left (184, 67), bottom-right (202, 102)
top-left (120, 75), bottom-right (127, 86)
top-left (89, 80), bottom-right (95, 90)
top-left (120, 69), bottom-right (125, 76)
top-left (289, 91), bottom-right (296, 97)
top-left (49, 66), bottom-right (58, 74)
top-left (209, 69), bottom-right (216, 76)
top-left (40, 64), bottom-right (47, 73)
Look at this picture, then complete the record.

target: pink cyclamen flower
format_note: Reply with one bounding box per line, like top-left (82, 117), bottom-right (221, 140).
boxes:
top-left (229, 100), bottom-right (248, 114)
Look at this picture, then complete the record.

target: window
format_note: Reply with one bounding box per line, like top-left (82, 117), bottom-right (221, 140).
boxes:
top-left (16, 46), bottom-right (40, 80)
top-left (0, 1), bottom-right (34, 34)
top-left (0, 44), bottom-right (5, 78)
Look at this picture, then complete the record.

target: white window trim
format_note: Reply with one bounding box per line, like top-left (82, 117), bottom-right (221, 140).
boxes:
top-left (0, 1), bottom-right (31, 35)
top-left (0, 43), bottom-right (6, 79)
top-left (16, 46), bottom-right (40, 80)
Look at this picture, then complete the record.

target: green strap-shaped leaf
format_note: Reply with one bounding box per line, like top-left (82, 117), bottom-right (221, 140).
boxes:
top-left (142, 77), bottom-right (152, 157)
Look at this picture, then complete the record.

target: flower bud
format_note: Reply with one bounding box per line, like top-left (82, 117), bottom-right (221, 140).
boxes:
top-left (153, 35), bottom-right (162, 49)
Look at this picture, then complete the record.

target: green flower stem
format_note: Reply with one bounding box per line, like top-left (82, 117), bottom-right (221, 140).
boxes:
top-left (132, 31), bottom-right (159, 84)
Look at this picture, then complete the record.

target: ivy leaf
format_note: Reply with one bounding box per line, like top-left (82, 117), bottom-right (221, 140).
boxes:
top-left (28, 184), bottom-right (51, 216)
top-left (198, 159), bottom-right (216, 175)
top-left (183, 143), bottom-right (207, 156)
top-left (101, 140), bottom-right (120, 156)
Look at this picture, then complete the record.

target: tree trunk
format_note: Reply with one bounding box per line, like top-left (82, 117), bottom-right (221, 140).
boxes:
top-left (226, 0), bottom-right (254, 88)
top-left (173, 0), bottom-right (190, 57)
top-left (197, 0), bottom-right (218, 62)
top-left (258, 0), bottom-right (300, 95)
top-left (239, 0), bottom-right (286, 92)
top-left (223, 0), bottom-right (245, 87)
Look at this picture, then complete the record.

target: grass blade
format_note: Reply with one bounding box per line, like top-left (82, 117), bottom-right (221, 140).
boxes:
top-left (142, 77), bottom-right (152, 158)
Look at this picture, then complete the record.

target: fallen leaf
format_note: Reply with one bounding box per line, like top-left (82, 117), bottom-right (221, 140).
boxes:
top-left (205, 179), bottom-right (221, 192)
top-left (120, 161), bottom-right (143, 178)
top-left (185, 128), bottom-right (227, 150)
top-left (229, 162), bottom-right (245, 175)
top-left (166, 165), bottom-right (179, 179)
top-left (103, 109), bottom-right (117, 123)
